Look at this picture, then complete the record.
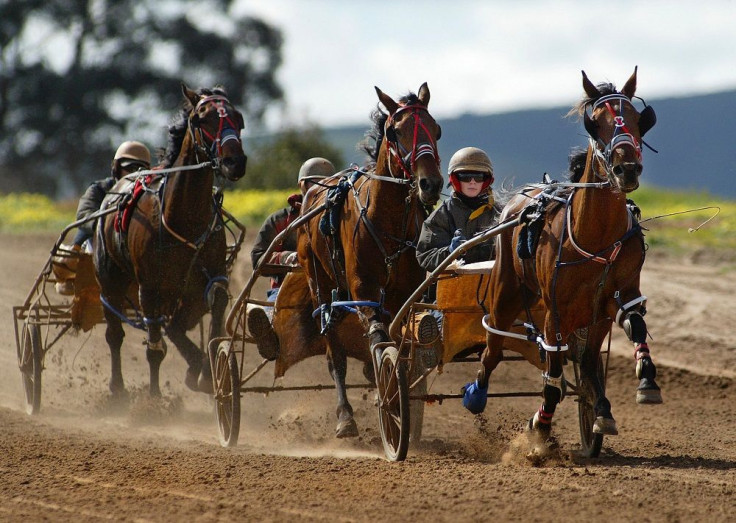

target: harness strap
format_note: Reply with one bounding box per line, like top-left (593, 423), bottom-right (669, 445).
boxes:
top-left (564, 191), bottom-right (638, 265)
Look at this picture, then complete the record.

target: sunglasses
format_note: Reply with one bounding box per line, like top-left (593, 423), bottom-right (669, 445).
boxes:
top-left (120, 161), bottom-right (149, 172)
top-left (456, 172), bottom-right (489, 183)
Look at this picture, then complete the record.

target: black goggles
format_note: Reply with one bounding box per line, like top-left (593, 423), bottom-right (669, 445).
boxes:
top-left (455, 172), bottom-right (489, 183)
top-left (120, 161), bottom-right (150, 172)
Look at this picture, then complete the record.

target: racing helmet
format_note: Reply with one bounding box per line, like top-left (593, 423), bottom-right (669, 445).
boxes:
top-left (448, 147), bottom-right (494, 193)
top-left (114, 141), bottom-right (151, 169)
top-left (298, 157), bottom-right (335, 182)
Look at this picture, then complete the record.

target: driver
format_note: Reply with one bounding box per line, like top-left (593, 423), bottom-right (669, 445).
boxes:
top-left (54, 141), bottom-right (151, 295)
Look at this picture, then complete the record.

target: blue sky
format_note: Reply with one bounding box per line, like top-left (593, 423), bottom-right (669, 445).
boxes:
top-left (237, 0), bottom-right (736, 130)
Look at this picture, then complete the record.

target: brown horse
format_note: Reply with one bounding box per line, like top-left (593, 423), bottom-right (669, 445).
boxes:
top-left (94, 85), bottom-right (246, 397)
top-left (463, 68), bottom-right (661, 440)
top-left (297, 83), bottom-right (443, 437)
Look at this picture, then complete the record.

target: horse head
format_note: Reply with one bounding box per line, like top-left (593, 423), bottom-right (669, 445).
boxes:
top-left (182, 84), bottom-right (247, 181)
top-left (375, 83), bottom-right (443, 206)
top-left (580, 67), bottom-right (657, 193)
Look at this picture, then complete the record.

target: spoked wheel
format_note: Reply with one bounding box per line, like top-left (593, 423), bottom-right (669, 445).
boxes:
top-left (376, 346), bottom-right (410, 461)
top-left (18, 321), bottom-right (42, 415)
top-left (409, 358), bottom-right (426, 445)
top-left (214, 340), bottom-right (240, 447)
top-left (576, 357), bottom-right (604, 458)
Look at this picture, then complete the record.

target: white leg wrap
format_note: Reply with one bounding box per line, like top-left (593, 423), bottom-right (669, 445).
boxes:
top-left (615, 295), bottom-right (647, 325)
top-left (542, 372), bottom-right (565, 390)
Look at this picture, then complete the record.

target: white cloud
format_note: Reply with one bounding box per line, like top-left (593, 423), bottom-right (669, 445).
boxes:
top-left (236, 0), bottom-right (736, 130)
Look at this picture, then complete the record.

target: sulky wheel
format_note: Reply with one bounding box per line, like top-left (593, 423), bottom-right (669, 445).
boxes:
top-left (214, 340), bottom-right (240, 447)
top-left (376, 346), bottom-right (410, 461)
top-left (576, 357), bottom-right (604, 458)
top-left (19, 321), bottom-right (42, 415)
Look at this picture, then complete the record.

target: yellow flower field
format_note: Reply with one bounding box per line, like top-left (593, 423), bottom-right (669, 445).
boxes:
top-left (0, 186), bottom-right (733, 252)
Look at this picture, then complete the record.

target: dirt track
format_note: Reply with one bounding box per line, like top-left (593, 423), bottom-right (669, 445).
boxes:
top-left (1, 233), bottom-right (735, 521)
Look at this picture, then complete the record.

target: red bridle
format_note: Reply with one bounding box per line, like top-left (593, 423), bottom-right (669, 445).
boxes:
top-left (384, 103), bottom-right (440, 179)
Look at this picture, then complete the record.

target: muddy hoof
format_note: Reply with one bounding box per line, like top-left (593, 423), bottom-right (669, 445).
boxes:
top-left (335, 418), bottom-right (359, 438)
top-left (593, 416), bottom-right (619, 435)
top-left (526, 412), bottom-right (552, 440)
top-left (109, 384), bottom-right (130, 402)
top-left (636, 387), bottom-right (663, 404)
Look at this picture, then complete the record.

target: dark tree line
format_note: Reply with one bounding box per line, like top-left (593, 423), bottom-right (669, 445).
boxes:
top-left (0, 0), bottom-right (285, 196)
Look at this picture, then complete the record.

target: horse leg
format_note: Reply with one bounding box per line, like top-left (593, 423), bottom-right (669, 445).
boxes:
top-left (166, 318), bottom-right (205, 394)
top-left (138, 287), bottom-right (167, 397)
top-left (463, 264), bottom-right (525, 414)
top-left (579, 326), bottom-right (618, 436)
top-left (102, 305), bottom-right (127, 398)
top-left (326, 336), bottom-right (358, 438)
top-left (622, 310), bottom-right (663, 404)
top-left (462, 334), bottom-right (504, 415)
top-left (199, 279), bottom-right (230, 393)
top-left (528, 331), bottom-right (566, 440)
top-left (97, 260), bottom-right (130, 399)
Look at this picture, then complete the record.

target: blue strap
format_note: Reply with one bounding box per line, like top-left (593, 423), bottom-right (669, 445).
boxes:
top-left (311, 299), bottom-right (382, 318)
top-left (100, 294), bottom-right (147, 331)
top-left (204, 274), bottom-right (229, 304)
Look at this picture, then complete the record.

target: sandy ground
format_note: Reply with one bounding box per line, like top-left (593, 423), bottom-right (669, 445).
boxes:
top-left (1, 232), bottom-right (735, 522)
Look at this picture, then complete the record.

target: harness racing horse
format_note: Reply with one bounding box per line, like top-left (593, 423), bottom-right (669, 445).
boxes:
top-left (94, 85), bottom-right (246, 398)
top-left (463, 67), bottom-right (661, 441)
top-left (297, 83), bottom-right (443, 438)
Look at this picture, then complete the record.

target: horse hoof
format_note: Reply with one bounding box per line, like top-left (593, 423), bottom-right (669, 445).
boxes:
top-left (593, 416), bottom-right (619, 435)
top-left (184, 368), bottom-right (200, 392)
top-left (335, 419), bottom-right (359, 439)
top-left (197, 371), bottom-right (214, 395)
top-left (636, 388), bottom-right (663, 404)
top-left (109, 387), bottom-right (129, 402)
top-left (461, 380), bottom-right (488, 414)
top-left (526, 413), bottom-right (551, 439)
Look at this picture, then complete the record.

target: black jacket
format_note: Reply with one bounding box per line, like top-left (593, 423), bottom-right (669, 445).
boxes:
top-left (416, 192), bottom-right (498, 272)
top-left (75, 177), bottom-right (116, 239)
top-left (250, 194), bottom-right (301, 288)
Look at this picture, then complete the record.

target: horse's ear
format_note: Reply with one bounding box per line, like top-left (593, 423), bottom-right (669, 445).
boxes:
top-left (417, 82), bottom-right (430, 106)
top-left (582, 70), bottom-right (601, 100)
top-left (622, 66), bottom-right (638, 99)
top-left (181, 83), bottom-right (199, 109)
top-left (375, 86), bottom-right (399, 114)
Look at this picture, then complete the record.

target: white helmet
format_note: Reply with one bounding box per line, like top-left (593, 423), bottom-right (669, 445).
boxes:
top-left (298, 157), bottom-right (335, 182)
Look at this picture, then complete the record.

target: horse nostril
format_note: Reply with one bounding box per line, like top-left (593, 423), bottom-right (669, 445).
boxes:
top-left (613, 165), bottom-right (624, 176)
top-left (419, 178), bottom-right (432, 192)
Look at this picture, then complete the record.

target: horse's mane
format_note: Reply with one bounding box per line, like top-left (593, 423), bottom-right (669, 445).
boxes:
top-left (358, 92), bottom-right (421, 163)
top-left (566, 81), bottom-right (618, 119)
top-left (567, 148), bottom-right (588, 182)
top-left (159, 86), bottom-right (230, 168)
